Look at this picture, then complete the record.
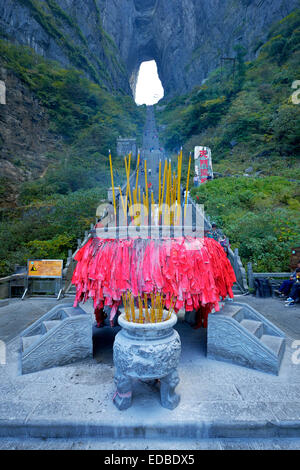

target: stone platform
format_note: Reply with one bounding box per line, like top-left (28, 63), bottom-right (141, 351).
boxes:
top-left (0, 301), bottom-right (300, 449)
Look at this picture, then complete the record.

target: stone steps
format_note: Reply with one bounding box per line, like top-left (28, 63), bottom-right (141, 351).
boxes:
top-left (0, 416), bottom-right (299, 440)
top-left (22, 335), bottom-right (42, 352)
top-left (240, 319), bottom-right (263, 338)
top-left (260, 334), bottom-right (285, 358)
top-left (43, 320), bottom-right (62, 332)
top-left (207, 302), bottom-right (285, 375)
top-left (20, 304), bottom-right (93, 375)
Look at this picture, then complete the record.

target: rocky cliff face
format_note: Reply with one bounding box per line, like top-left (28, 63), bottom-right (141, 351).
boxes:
top-left (0, 0), bottom-right (298, 205)
top-left (0, 0), bottom-right (298, 98)
top-left (0, 66), bottom-right (60, 207)
top-left (100, 0), bottom-right (299, 97)
top-left (0, 0), bottom-right (131, 93)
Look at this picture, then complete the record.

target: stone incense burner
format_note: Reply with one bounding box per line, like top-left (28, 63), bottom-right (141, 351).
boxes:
top-left (113, 312), bottom-right (181, 410)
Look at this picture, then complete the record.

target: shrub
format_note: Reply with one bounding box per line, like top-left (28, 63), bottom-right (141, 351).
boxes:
top-left (191, 177), bottom-right (300, 272)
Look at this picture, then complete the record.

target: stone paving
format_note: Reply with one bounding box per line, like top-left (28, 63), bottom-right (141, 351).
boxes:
top-left (0, 298), bottom-right (300, 449)
top-left (0, 437), bottom-right (300, 450)
top-left (0, 297), bottom-right (70, 343)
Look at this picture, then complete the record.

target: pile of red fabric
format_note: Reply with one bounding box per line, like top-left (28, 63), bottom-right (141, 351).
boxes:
top-left (72, 237), bottom-right (236, 328)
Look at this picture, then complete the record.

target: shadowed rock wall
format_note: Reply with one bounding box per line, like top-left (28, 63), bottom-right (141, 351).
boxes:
top-left (0, 0), bottom-right (298, 98)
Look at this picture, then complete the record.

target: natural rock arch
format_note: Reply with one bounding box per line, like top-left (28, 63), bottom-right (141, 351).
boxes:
top-left (1, 0), bottom-right (298, 98)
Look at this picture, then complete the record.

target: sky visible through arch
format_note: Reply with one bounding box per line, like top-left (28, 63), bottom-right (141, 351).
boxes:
top-left (135, 60), bottom-right (164, 105)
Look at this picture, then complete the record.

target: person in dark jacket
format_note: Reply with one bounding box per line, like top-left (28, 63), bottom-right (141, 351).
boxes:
top-left (276, 260), bottom-right (300, 297)
top-left (285, 268), bottom-right (300, 307)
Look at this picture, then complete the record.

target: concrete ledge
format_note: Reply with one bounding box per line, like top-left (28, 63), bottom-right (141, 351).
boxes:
top-left (1, 436), bottom-right (300, 450)
top-left (2, 309), bottom-right (300, 445)
top-left (0, 419), bottom-right (300, 439)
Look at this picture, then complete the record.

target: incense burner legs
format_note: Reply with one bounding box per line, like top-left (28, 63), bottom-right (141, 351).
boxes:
top-left (113, 369), bottom-right (132, 410)
top-left (113, 313), bottom-right (181, 410)
top-left (160, 368), bottom-right (180, 410)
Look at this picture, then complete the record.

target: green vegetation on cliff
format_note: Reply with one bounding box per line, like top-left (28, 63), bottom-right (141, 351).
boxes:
top-left (157, 10), bottom-right (300, 272)
top-left (192, 177), bottom-right (299, 272)
top-left (15, 0), bottom-right (126, 89)
top-left (157, 10), bottom-right (300, 176)
top-left (0, 40), bottom-right (145, 276)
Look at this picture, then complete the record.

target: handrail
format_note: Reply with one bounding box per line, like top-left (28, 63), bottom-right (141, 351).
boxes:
top-left (228, 247), bottom-right (248, 292)
top-left (0, 273), bottom-right (26, 284)
top-left (247, 262), bottom-right (291, 289)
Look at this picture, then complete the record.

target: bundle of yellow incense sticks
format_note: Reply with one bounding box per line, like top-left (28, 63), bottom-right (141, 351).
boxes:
top-left (122, 292), bottom-right (173, 324)
top-left (108, 148), bottom-right (191, 228)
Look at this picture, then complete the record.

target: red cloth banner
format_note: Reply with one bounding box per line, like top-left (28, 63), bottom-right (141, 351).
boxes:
top-left (72, 237), bottom-right (236, 327)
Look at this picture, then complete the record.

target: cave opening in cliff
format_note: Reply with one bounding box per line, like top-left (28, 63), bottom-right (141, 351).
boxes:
top-left (134, 60), bottom-right (164, 106)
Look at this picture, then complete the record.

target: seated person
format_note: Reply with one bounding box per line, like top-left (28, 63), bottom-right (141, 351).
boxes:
top-left (285, 268), bottom-right (300, 307)
top-left (276, 260), bottom-right (300, 297)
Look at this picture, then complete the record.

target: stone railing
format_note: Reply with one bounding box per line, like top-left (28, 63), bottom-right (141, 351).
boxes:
top-left (0, 273), bottom-right (26, 299)
top-left (189, 198), bottom-right (211, 232)
top-left (247, 262), bottom-right (290, 290)
top-left (228, 248), bottom-right (248, 292)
